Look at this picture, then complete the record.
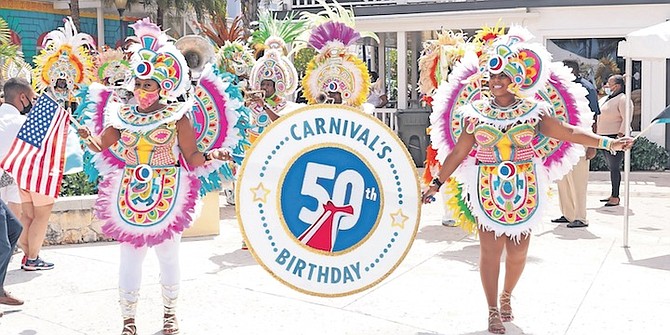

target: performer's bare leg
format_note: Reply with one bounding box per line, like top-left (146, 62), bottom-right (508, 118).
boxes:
top-left (501, 234), bottom-right (530, 322)
top-left (478, 228), bottom-right (506, 334)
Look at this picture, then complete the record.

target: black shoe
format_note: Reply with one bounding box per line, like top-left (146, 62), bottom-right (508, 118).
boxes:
top-left (551, 216), bottom-right (569, 223)
top-left (604, 197), bottom-right (620, 207)
top-left (600, 197), bottom-right (611, 202)
top-left (567, 220), bottom-right (589, 228)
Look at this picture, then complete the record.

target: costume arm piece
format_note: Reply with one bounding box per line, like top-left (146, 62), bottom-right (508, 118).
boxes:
top-left (435, 131), bottom-right (476, 184)
top-left (538, 114), bottom-right (632, 152)
top-left (421, 131), bottom-right (475, 203)
top-left (176, 116), bottom-right (207, 168)
top-left (83, 126), bottom-right (121, 153)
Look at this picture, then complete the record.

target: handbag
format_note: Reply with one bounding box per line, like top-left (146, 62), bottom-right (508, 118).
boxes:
top-left (0, 170), bottom-right (15, 188)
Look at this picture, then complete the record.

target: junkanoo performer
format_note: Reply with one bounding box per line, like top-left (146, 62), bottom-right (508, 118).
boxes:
top-left (34, 17), bottom-right (95, 107)
top-left (201, 15), bottom-right (255, 85)
top-left (95, 46), bottom-right (133, 103)
top-left (417, 29), bottom-right (470, 227)
top-left (300, 1), bottom-right (377, 109)
top-left (420, 26), bottom-right (633, 334)
top-left (76, 19), bottom-right (234, 335)
top-left (246, 9), bottom-right (306, 142)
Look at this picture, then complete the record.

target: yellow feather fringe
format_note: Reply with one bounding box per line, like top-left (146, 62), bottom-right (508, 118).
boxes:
top-left (444, 177), bottom-right (479, 236)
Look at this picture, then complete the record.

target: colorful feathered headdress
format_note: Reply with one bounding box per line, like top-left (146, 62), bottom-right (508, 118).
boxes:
top-left (482, 25), bottom-right (551, 98)
top-left (33, 17), bottom-right (95, 100)
top-left (127, 18), bottom-right (189, 99)
top-left (201, 15), bottom-right (255, 79)
top-left (301, 0), bottom-right (377, 107)
top-left (249, 10), bottom-right (307, 96)
top-left (96, 46), bottom-right (131, 87)
top-left (418, 29), bottom-right (470, 97)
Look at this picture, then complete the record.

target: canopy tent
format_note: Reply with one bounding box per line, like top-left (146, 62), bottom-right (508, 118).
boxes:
top-left (617, 20), bottom-right (670, 247)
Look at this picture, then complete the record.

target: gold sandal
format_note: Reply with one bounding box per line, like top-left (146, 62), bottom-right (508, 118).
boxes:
top-left (500, 291), bottom-right (514, 322)
top-left (121, 318), bottom-right (136, 335)
top-left (162, 284), bottom-right (179, 334)
top-left (488, 306), bottom-right (506, 334)
top-left (163, 310), bottom-right (179, 335)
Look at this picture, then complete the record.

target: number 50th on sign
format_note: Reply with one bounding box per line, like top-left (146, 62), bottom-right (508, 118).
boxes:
top-left (237, 105), bottom-right (420, 297)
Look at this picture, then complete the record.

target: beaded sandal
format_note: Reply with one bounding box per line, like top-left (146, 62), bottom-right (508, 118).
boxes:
top-left (488, 306), bottom-right (506, 334)
top-left (500, 291), bottom-right (514, 322)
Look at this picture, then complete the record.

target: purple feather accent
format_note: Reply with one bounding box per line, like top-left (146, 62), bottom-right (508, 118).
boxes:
top-left (129, 17), bottom-right (165, 50)
top-left (430, 53), bottom-right (481, 163)
top-left (309, 21), bottom-right (360, 50)
top-left (96, 170), bottom-right (201, 248)
top-left (535, 72), bottom-right (580, 168)
top-left (88, 86), bottom-right (125, 170)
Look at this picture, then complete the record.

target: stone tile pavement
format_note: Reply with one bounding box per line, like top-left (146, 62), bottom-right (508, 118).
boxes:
top-left (0, 171), bottom-right (668, 334)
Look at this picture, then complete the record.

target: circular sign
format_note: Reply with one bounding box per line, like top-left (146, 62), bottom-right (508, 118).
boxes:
top-left (237, 104), bottom-right (420, 297)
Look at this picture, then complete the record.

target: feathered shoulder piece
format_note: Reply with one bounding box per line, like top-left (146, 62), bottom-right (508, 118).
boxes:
top-left (126, 18), bottom-right (189, 100)
top-left (33, 17), bottom-right (95, 99)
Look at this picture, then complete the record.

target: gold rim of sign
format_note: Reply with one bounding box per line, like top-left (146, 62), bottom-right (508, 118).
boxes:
top-left (235, 104), bottom-right (421, 297)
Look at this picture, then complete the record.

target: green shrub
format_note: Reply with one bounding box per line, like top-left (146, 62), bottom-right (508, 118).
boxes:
top-left (589, 136), bottom-right (669, 171)
top-left (59, 171), bottom-right (98, 197)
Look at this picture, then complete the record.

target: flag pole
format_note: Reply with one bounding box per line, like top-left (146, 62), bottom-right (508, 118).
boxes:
top-left (45, 87), bottom-right (102, 151)
top-left (66, 106), bottom-right (102, 151)
top-left (634, 120), bottom-right (658, 140)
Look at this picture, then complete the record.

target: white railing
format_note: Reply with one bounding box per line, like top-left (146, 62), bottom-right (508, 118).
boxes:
top-left (286, 0), bottom-right (480, 10)
top-left (287, 0), bottom-right (397, 10)
top-left (374, 108), bottom-right (397, 133)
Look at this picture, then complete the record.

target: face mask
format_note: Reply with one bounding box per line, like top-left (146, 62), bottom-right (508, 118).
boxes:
top-left (134, 89), bottom-right (160, 110)
top-left (21, 96), bottom-right (33, 115)
top-left (604, 87), bottom-right (613, 95)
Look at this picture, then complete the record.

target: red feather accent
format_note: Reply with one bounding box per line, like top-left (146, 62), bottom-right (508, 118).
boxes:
top-left (422, 145), bottom-right (440, 185)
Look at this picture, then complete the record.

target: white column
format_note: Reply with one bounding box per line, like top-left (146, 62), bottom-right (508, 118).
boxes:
top-left (409, 31), bottom-right (419, 105)
top-left (640, 59), bottom-right (667, 147)
top-left (397, 31), bottom-right (407, 110)
top-left (378, 35), bottom-right (386, 87)
top-left (97, 5), bottom-right (105, 46)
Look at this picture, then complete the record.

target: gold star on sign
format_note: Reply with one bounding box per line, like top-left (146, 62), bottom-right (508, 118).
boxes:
top-left (250, 182), bottom-right (271, 203)
top-left (390, 209), bottom-right (408, 229)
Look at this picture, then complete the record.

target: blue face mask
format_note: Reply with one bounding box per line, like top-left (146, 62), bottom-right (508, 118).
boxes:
top-left (604, 87), bottom-right (612, 96)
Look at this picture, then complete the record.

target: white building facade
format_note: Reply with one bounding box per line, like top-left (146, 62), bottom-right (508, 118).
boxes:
top-left (281, 0), bottom-right (670, 149)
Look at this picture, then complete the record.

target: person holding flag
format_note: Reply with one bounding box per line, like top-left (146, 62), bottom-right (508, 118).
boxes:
top-left (0, 77), bottom-right (65, 271)
top-left (4, 16), bottom-right (96, 271)
top-left (0, 78), bottom-right (29, 308)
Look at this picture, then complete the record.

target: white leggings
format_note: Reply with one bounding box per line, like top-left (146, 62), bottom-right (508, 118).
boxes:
top-left (119, 235), bottom-right (181, 317)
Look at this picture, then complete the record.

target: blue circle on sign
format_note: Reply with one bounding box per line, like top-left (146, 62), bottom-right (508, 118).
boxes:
top-left (281, 147), bottom-right (381, 253)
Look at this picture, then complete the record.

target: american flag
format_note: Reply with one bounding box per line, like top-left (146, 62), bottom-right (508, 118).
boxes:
top-left (0, 94), bottom-right (69, 198)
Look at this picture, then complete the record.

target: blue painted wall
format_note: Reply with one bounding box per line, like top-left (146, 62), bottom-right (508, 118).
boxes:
top-left (1, 9), bottom-right (130, 64)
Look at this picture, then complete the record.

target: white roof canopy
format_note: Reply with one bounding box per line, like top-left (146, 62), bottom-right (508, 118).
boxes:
top-left (618, 20), bottom-right (670, 60)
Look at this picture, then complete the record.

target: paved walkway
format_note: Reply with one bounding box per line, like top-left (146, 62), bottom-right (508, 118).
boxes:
top-left (1, 171), bottom-right (669, 334)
